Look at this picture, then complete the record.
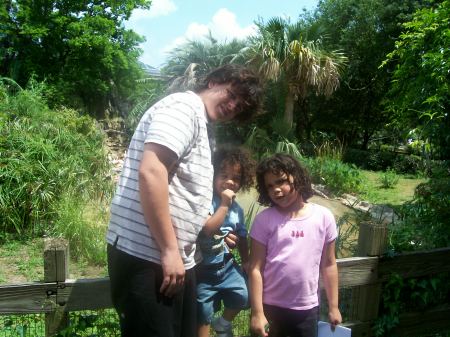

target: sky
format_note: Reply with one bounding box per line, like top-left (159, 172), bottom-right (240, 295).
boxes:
top-left (125, 0), bottom-right (319, 68)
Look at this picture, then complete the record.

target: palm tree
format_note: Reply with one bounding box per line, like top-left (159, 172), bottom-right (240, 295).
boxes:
top-left (162, 33), bottom-right (246, 91)
top-left (242, 17), bottom-right (347, 129)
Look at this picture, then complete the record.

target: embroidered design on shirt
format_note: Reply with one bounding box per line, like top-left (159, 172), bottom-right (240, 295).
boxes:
top-left (291, 230), bottom-right (304, 238)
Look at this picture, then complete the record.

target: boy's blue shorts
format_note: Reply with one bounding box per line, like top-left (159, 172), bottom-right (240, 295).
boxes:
top-left (196, 255), bottom-right (249, 324)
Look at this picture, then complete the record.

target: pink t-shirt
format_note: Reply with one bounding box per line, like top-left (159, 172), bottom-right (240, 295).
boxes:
top-left (250, 203), bottom-right (337, 310)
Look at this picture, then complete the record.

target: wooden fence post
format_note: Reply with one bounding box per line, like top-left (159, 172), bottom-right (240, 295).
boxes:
top-left (44, 238), bottom-right (69, 337)
top-left (348, 221), bottom-right (388, 337)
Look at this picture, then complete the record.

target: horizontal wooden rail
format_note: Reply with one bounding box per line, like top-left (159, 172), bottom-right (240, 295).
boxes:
top-left (378, 247), bottom-right (450, 281)
top-left (0, 282), bottom-right (57, 313)
top-left (1, 246), bottom-right (449, 337)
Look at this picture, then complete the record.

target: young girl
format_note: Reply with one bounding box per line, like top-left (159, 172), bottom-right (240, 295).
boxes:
top-left (196, 146), bottom-right (255, 337)
top-left (249, 153), bottom-right (342, 337)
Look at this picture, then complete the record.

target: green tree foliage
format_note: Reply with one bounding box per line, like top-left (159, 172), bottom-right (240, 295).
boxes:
top-left (0, 0), bottom-right (151, 117)
top-left (382, 0), bottom-right (450, 159)
top-left (310, 0), bottom-right (427, 148)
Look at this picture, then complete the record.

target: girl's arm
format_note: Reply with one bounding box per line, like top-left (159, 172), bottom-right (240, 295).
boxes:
top-left (202, 189), bottom-right (235, 236)
top-left (249, 239), bottom-right (269, 337)
top-left (321, 240), bottom-right (342, 327)
top-left (237, 236), bottom-right (249, 272)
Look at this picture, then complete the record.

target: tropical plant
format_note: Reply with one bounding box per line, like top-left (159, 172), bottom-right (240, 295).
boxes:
top-left (241, 17), bottom-right (347, 130)
top-left (163, 34), bottom-right (246, 91)
top-left (0, 80), bottom-right (113, 254)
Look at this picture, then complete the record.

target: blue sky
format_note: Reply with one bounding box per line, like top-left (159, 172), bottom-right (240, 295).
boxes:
top-left (125, 0), bottom-right (319, 68)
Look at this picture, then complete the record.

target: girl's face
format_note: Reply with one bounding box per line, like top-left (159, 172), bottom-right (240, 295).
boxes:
top-left (264, 171), bottom-right (300, 209)
top-left (214, 163), bottom-right (241, 194)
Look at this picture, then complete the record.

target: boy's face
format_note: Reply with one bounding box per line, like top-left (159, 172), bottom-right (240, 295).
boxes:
top-left (264, 171), bottom-right (300, 209)
top-left (202, 82), bottom-right (244, 122)
top-left (215, 163), bottom-right (241, 195)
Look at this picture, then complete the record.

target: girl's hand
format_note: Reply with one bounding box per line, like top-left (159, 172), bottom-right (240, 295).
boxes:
top-left (251, 313), bottom-right (269, 337)
top-left (328, 307), bottom-right (342, 330)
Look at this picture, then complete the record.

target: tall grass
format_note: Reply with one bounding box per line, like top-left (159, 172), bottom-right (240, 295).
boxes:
top-left (0, 79), bottom-right (113, 262)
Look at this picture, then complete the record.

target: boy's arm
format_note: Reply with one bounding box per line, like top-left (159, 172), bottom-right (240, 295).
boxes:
top-left (139, 143), bottom-right (183, 297)
top-left (320, 240), bottom-right (342, 327)
top-left (249, 239), bottom-right (269, 337)
top-left (202, 189), bottom-right (235, 236)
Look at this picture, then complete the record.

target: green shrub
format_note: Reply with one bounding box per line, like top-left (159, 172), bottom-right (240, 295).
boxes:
top-left (0, 80), bottom-right (113, 247)
top-left (367, 150), bottom-right (397, 171)
top-left (392, 154), bottom-right (422, 175)
top-left (378, 169), bottom-right (400, 189)
top-left (389, 175), bottom-right (450, 252)
top-left (301, 157), bottom-right (362, 196)
top-left (342, 148), bottom-right (371, 168)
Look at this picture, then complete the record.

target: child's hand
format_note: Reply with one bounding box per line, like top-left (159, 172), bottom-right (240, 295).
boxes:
top-left (220, 188), bottom-right (236, 207)
top-left (251, 313), bottom-right (269, 337)
top-left (328, 307), bottom-right (342, 330)
top-left (224, 231), bottom-right (238, 250)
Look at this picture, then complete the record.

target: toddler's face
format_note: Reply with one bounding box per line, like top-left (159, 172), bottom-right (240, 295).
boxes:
top-left (264, 171), bottom-right (299, 209)
top-left (214, 163), bottom-right (241, 194)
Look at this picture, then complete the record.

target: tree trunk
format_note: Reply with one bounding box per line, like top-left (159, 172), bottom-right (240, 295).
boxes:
top-left (284, 93), bottom-right (295, 128)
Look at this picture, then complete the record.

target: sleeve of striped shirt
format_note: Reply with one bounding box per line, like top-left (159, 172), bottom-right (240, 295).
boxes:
top-left (145, 97), bottom-right (197, 158)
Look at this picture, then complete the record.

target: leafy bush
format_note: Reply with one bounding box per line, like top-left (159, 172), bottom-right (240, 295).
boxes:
top-left (301, 157), bottom-right (362, 196)
top-left (389, 175), bottom-right (450, 252)
top-left (0, 80), bottom-right (113, 258)
top-left (392, 154), bottom-right (423, 175)
top-left (378, 169), bottom-right (400, 189)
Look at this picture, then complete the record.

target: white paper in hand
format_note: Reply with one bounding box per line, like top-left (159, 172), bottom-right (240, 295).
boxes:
top-left (318, 321), bottom-right (351, 337)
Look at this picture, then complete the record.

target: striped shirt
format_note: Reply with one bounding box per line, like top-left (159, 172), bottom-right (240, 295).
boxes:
top-left (106, 91), bottom-right (214, 270)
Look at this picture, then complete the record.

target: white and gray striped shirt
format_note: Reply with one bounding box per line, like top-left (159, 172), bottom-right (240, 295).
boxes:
top-left (106, 91), bottom-right (213, 270)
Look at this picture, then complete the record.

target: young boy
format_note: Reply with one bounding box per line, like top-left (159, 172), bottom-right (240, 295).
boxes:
top-left (197, 146), bottom-right (256, 337)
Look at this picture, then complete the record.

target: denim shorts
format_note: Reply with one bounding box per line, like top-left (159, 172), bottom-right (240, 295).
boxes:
top-left (196, 254), bottom-right (249, 324)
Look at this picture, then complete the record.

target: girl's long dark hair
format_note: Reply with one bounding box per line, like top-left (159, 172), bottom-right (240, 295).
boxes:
top-left (256, 153), bottom-right (313, 206)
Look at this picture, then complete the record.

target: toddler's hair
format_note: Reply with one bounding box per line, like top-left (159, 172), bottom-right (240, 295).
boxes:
top-left (256, 153), bottom-right (313, 206)
top-left (213, 146), bottom-right (256, 192)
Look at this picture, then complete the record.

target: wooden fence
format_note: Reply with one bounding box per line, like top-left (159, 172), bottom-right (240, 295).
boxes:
top-left (1, 223), bottom-right (450, 337)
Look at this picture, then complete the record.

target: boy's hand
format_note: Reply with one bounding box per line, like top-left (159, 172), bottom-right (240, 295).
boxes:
top-left (225, 231), bottom-right (238, 250)
top-left (220, 189), bottom-right (235, 207)
top-left (160, 248), bottom-right (185, 297)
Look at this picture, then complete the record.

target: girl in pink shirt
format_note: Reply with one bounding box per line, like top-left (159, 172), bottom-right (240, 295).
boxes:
top-left (249, 153), bottom-right (342, 337)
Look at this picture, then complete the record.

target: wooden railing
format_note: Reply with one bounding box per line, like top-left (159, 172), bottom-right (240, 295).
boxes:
top-left (1, 225), bottom-right (450, 337)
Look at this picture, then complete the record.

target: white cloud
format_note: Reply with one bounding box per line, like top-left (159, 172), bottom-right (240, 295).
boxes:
top-left (162, 8), bottom-right (256, 55)
top-left (130, 0), bottom-right (177, 20)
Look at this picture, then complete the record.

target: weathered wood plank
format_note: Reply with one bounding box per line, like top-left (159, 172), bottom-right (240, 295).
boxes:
top-left (335, 257), bottom-right (379, 287)
top-left (395, 305), bottom-right (450, 336)
top-left (379, 247), bottom-right (450, 281)
top-left (342, 321), bottom-right (373, 337)
top-left (44, 238), bottom-right (69, 283)
top-left (0, 283), bottom-right (57, 314)
top-left (58, 278), bottom-right (112, 311)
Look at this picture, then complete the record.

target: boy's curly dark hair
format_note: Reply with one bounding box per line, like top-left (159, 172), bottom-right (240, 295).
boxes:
top-left (213, 146), bottom-right (256, 192)
top-left (256, 153), bottom-right (313, 206)
top-left (195, 64), bottom-right (264, 122)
